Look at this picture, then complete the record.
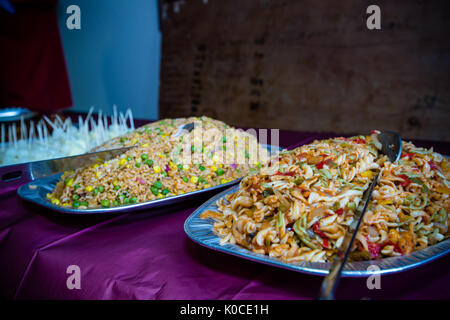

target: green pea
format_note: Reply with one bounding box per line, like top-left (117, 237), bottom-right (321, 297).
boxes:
top-left (191, 146), bottom-right (195, 152)
top-left (120, 137), bottom-right (126, 143)
top-left (81, 201), bottom-right (88, 207)
top-left (151, 186), bottom-right (159, 195)
top-left (114, 185), bottom-right (120, 191)
top-left (199, 165), bottom-right (205, 171)
top-left (113, 200), bottom-right (119, 206)
top-left (135, 162), bottom-right (141, 168)
top-left (127, 156), bottom-right (132, 161)
top-left (130, 196), bottom-right (137, 203)
top-left (178, 164), bottom-right (183, 170)
top-left (182, 177), bottom-right (189, 183)
top-left (161, 189), bottom-right (170, 195)
top-left (154, 181), bottom-right (163, 189)
top-left (162, 171), bottom-right (168, 177)
top-left (123, 198), bottom-right (130, 204)
top-left (101, 200), bottom-right (110, 207)
top-left (74, 184), bottom-right (80, 190)
top-left (93, 188), bottom-right (99, 196)
top-left (72, 201), bottom-right (80, 208)
top-left (64, 178), bottom-right (70, 185)
top-left (98, 186), bottom-right (105, 193)
top-left (72, 194), bottom-right (80, 200)
top-left (141, 153), bottom-right (148, 161)
top-left (217, 168), bottom-right (224, 176)
top-left (146, 159), bottom-right (154, 166)
top-left (222, 136), bottom-right (227, 143)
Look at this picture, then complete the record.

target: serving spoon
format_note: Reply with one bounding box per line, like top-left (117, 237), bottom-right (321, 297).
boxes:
top-left (318, 131), bottom-right (402, 300)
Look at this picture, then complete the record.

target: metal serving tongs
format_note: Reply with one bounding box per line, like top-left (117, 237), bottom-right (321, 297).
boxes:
top-left (318, 131), bottom-right (402, 300)
top-left (0, 147), bottom-right (133, 190)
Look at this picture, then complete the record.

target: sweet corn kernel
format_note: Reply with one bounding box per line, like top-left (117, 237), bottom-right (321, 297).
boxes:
top-left (141, 143), bottom-right (149, 147)
top-left (66, 178), bottom-right (74, 186)
top-left (118, 158), bottom-right (127, 166)
top-left (204, 184), bottom-right (211, 188)
top-left (220, 178), bottom-right (228, 184)
top-left (85, 186), bottom-right (94, 192)
top-left (93, 164), bottom-right (100, 169)
top-left (62, 203), bottom-right (70, 207)
top-left (190, 176), bottom-right (199, 184)
top-left (46, 193), bottom-right (52, 199)
top-left (153, 166), bottom-right (161, 173)
top-left (380, 199), bottom-right (393, 205)
top-left (51, 198), bottom-right (60, 205)
top-left (361, 170), bottom-right (373, 178)
top-left (179, 191), bottom-right (185, 194)
top-left (211, 165), bottom-right (218, 172)
top-left (96, 172), bottom-right (101, 178)
top-left (113, 180), bottom-right (119, 186)
top-left (212, 155), bottom-right (220, 163)
top-left (131, 138), bottom-right (137, 144)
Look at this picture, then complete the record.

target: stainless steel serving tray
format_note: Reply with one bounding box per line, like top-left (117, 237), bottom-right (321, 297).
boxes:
top-left (184, 185), bottom-right (450, 277)
top-left (17, 144), bottom-right (282, 214)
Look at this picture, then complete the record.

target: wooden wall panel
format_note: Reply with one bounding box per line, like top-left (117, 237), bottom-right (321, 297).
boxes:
top-left (159, 0), bottom-right (450, 141)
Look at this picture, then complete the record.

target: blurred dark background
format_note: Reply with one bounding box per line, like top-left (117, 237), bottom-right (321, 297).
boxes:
top-left (1, 0), bottom-right (449, 141)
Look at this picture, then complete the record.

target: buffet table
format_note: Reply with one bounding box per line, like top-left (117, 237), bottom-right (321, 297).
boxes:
top-left (1, 124), bottom-right (449, 300)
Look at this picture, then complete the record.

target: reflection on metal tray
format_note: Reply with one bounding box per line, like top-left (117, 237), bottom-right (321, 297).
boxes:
top-left (0, 107), bottom-right (36, 122)
top-left (17, 144), bottom-right (282, 214)
top-left (184, 185), bottom-right (450, 277)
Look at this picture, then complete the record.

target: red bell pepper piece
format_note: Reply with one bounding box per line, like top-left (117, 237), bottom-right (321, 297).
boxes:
top-left (313, 221), bottom-right (328, 239)
top-left (401, 153), bottom-right (415, 159)
top-left (353, 138), bottom-right (366, 144)
top-left (275, 171), bottom-right (296, 177)
top-left (365, 236), bottom-right (382, 259)
top-left (428, 161), bottom-right (439, 171)
top-left (398, 174), bottom-right (411, 187)
top-left (316, 159), bottom-right (331, 170)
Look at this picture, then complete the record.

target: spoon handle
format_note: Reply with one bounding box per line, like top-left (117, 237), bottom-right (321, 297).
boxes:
top-left (318, 172), bottom-right (380, 300)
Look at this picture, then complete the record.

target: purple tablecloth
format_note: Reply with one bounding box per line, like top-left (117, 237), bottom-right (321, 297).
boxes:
top-left (1, 127), bottom-right (449, 300)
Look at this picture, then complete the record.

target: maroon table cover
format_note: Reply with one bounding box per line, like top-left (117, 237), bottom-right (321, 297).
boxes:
top-left (0, 128), bottom-right (449, 300)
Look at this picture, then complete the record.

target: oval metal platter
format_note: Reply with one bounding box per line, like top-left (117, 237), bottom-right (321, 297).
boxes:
top-left (184, 185), bottom-right (450, 277)
top-left (17, 144), bottom-right (282, 214)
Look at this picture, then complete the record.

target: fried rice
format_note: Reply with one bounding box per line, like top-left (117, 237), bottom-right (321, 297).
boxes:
top-left (48, 116), bottom-right (272, 209)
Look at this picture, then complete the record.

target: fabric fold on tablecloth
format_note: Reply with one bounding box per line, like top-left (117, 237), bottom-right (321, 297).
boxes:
top-left (13, 213), bottom-right (128, 298)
